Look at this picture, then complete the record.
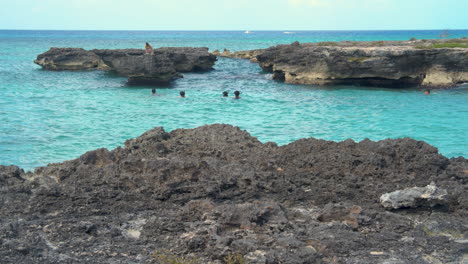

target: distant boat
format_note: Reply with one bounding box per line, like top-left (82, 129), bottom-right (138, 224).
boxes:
top-left (244, 31), bottom-right (252, 34)
top-left (283, 32), bottom-right (294, 34)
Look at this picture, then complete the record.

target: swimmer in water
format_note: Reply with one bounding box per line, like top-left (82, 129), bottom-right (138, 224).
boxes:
top-left (179, 91), bottom-right (186, 98)
top-left (424, 89), bottom-right (430, 95)
top-left (234, 90), bottom-right (241, 99)
top-left (152, 88), bottom-right (156, 94)
top-left (223, 91), bottom-right (229, 97)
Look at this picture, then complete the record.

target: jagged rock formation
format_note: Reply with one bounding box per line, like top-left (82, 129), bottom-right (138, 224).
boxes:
top-left (35, 47), bottom-right (217, 85)
top-left (219, 39), bottom-right (468, 88)
top-left (1, 124), bottom-right (467, 263)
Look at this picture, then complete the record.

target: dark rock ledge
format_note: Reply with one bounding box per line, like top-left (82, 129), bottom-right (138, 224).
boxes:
top-left (35, 47), bottom-right (217, 85)
top-left (1, 124), bottom-right (467, 263)
top-left (215, 38), bottom-right (468, 88)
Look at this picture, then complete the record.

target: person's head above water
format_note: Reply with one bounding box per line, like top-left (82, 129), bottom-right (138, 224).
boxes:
top-left (151, 88), bottom-right (156, 94)
top-left (234, 90), bottom-right (241, 98)
top-left (180, 91), bottom-right (186, 97)
top-left (223, 91), bottom-right (229, 97)
top-left (424, 89), bottom-right (431, 95)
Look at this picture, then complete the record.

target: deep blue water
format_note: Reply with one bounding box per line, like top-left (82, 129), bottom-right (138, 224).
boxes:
top-left (1, 30), bottom-right (467, 170)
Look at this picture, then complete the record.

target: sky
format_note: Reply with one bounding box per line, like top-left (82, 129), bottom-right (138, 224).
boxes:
top-left (0, 0), bottom-right (467, 30)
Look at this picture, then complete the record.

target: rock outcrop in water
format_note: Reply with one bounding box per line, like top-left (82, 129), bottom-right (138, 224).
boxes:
top-left (218, 39), bottom-right (468, 88)
top-left (212, 49), bottom-right (264, 63)
top-left (1, 124), bottom-right (467, 263)
top-left (35, 47), bottom-right (217, 85)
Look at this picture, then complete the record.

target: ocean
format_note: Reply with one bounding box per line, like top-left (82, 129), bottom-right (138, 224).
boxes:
top-left (1, 30), bottom-right (467, 170)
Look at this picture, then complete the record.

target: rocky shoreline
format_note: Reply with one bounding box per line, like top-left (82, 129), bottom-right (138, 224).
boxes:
top-left (35, 47), bottom-right (217, 85)
top-left (1, 124), bottom-right (467, 263)
top-left (215, 38), bottom-right (468, 88)
top-left (35, 39), bottom-right (468, 88)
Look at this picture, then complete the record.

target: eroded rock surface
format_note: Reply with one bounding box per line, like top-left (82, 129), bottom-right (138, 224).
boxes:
top-left (35, 47), bottom-right (217, 85)
top-left (221, 39), bottom-right (468, 88)
top-left (212, 48), bottom-right (264, 63)
top-left (380, 183), bottom-right (448, 209)
top-left (1, 124), bottom-right (467, 263)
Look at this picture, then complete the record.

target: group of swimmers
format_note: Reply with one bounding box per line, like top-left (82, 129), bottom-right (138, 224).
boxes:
top-left (151, 88), bottom-right (430, 98)
top-left (151, 88), bottom-right (241, 99)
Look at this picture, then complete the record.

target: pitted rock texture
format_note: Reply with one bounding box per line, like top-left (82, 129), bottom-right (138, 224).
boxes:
top-left (222, 39), bottom-right (468, 88)
top-left (1, 124), bottom-right (467, 263)
top-left (380, 183), bottom-right (448, 209)
top-left (34, 47), bottom-right (217, 85)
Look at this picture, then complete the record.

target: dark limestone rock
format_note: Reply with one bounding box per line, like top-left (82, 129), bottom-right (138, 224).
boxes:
top-left (93, 49), bottom-right (181, 85)
top-left (317, 204), bottom-right (364, 229)
top-left (35, 47), bottom-right (217, 85)
top-left (0, 165), bottom-right (25, 186)
top-left (34, 48), bottom-right (105, 71)
top-left (157, 47), bottom-right (218, 72)
top-left (0, 124), bottom-right (466, 263)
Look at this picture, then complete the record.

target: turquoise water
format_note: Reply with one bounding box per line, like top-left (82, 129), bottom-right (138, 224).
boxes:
top-left (1, 30), bottom-right (468, 170)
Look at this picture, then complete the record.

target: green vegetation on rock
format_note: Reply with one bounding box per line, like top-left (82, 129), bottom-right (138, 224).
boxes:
top-left (152, 250), bottom-right (248, 264)
top-left (317, 42), bottom-right (338, 46)
top-left (415, 43), bottom-right (468, 49)
top-left (373, 41), bottom-right (385, 46)
top-left (348, 57), bottom-right (370, 63)
top-left (152, 250), bottom-right (200, 264)
top-left (431, 43), bottom-right (468, 48)
top-left (224, 253), bottom-right (249, 264)
top-left (421, 226), bottom-right (465, 239)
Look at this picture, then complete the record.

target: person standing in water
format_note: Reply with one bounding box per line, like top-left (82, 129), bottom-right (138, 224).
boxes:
top-left (152, 88), bottom-right (156, 94)
top-left (234, 90), bottom-right (241, 99)
top-left (145, 42), bottom-right (154, 55)
top-left (179, 91), bottom-right (186, 98)
top-left (222, 91), bottom-right (229, 97)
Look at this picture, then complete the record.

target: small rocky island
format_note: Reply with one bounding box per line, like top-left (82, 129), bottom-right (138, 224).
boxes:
top-left (1, 124), bottom-right (466, 263)
top-left (215, 38), bottom-right (468, 88)
top-left (35, 47), bottom-right (217, 85)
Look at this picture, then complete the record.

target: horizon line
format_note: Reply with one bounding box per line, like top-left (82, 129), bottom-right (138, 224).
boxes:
top-left (1, 29), bottom-right (468, 32)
